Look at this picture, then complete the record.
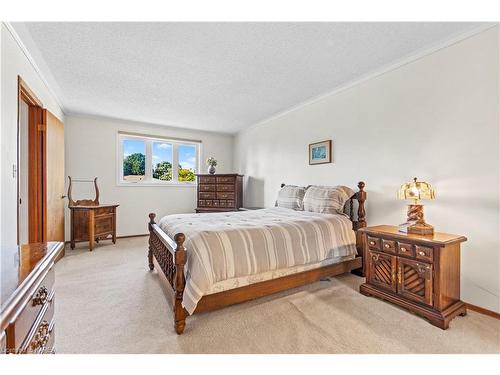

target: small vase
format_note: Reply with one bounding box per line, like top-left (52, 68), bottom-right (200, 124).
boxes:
top-left (208, 165), bottom-right (216, 174)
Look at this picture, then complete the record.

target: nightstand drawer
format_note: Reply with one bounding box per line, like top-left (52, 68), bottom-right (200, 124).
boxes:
top-left (381, 239), bottom-right (397, 254)
top-left (415, 245), bottom-right (433, 263)
top-left (367, 236), bottom-right (381, 251)
top-left (397, 242), bottom-right (415, 258)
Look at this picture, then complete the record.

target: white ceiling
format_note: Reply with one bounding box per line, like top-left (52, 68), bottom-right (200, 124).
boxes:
top-left (13, 22), bottom-right (487, 134)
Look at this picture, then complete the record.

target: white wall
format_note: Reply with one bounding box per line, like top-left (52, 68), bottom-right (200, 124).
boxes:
top-left (0, 23), bottom-right (64, 246)
top-left (234, 27), bottom-right (500, 313)
top-left (64, 115), bottom-right (234, 237)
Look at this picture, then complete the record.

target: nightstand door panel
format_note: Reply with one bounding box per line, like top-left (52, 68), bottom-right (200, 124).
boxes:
top-left (367, 251), bottom-right (397, 293)
top-left (397, 258), bottom-right (433, 307)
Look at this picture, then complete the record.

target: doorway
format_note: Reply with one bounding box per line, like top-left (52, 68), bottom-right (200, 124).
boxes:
top-left (17, 76), bottom-right (45, 244)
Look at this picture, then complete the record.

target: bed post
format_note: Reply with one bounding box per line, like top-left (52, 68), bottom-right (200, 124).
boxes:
top-left (352, 181), bottom-right (366, 277)
top-left (173, 233), bottom-right (188, 334)
top-left (148, 213), bottom-right (156, 271)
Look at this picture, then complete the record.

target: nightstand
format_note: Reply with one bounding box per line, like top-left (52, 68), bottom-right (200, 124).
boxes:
top-left (359, 225), bottom-right (467, 329)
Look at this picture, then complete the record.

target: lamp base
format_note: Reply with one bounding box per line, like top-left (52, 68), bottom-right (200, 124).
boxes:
top-left (398, 204), bottom-right (434, 235)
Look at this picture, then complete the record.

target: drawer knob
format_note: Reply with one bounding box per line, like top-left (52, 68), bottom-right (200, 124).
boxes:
top-left (400, 247), bottom-right (407, 252)
top-left (369, 241), bottom-right (375, 245)
top-left (418, 251), bottom-right (426, 256)
top-left (32, 286), bottom-right (49, 306)
top-left (384, 244), bottom-right (390, 249)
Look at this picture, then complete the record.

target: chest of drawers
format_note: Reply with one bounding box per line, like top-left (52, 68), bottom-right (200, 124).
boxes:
top-left (1, 242), bottom-right (64, 353)
top-left (196, 174), bottom-right (243, 213)
top-left (359, 225), bottom-right (467, 329)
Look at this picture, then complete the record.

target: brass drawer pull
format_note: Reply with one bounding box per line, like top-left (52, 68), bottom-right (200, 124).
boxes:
top-left (30, 320), bottom-right (50, 351)
top-left (369, 241), bottom-right (376, 246)
top-left (400, 247), bottom-right (407, 252)
top-left (418, 251), bottom-right (426, 256)
top-left (384, 244), bottom-right (390, 249)
top-left (32, 286), bottom-right (49, 306)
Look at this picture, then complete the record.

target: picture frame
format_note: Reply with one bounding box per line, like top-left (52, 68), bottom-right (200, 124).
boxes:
top-left (309, 140), bottom-right (332, 165)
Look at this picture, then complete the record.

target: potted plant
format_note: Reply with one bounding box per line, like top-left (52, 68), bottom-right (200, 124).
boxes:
top-left (206, 157), bottom-right (217, 174)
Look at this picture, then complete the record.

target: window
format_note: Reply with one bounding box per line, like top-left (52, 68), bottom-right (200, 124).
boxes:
top-left (118, 133), bottom-right (200, 185)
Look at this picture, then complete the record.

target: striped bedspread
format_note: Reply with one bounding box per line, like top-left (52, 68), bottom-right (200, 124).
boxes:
top-left (158, 207), bottom-right (356, 314)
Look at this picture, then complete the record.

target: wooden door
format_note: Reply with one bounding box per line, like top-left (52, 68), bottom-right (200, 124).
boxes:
top-left (397, 258), bottom-right (433, 307)
top-left (367, 250), bottom-right (397, 292)
top-left (45, 110), bottom-right (65, 242)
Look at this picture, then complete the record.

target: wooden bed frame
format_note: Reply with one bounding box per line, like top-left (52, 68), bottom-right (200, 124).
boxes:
top-left (147, 181), bottom-right (366, 334)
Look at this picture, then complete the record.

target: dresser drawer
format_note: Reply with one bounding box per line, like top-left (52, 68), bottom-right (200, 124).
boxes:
top-left (217, 184), bottom-right (235, 192)
top-left (205, 200), bottom-right (214, 207)
top-left (216, 176), bottom-right (235, 184)
top-left (11, 269), bottom-right (55, 349)
top-left (23, 299), bottom-right (55, 354)
top-left (367, 236), bottom-right (381, 251)
top-left (397, 242), bottom-right (415, 258)
top-left (219, 200), bottom-right (227, 207)
top-left (381, 239), bottom-right (397, 254)
top-left (415, 245), bottom-right (434, 263)
top-left (95, 215), bottom-right (113, 235)
top-left (217, 192), bottom-right (235, 200)
top-left (212, 200), bottom-right (220, 207)
top-left (226, 200), bottom-right (235, 207)
top-left (199, 176), bottom-right (216, 184)
top-left (199, 192), bottom-right (216, 199)
top-left (199, 184), bottom-right (216, 192)
top-left (95, 207), bottom-right (114, 215)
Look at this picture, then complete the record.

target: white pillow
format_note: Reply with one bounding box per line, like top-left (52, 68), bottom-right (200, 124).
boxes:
top-left (276, 185), bottom-right (306, 210)
top-left (303, 185), bottom-right (355, 214)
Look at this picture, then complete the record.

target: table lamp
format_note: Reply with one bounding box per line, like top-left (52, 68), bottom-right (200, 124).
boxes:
top-left (398, 177), bottom-right (435, 235)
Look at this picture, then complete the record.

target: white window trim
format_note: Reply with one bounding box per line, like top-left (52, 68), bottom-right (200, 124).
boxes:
top-left (117, 132), bottom-right (200, 187)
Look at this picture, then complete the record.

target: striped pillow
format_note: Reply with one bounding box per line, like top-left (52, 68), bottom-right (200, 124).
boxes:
top-left (276, 185), bottom-right (306, 210)
top-left (303, 185), bottom-right (355, 214)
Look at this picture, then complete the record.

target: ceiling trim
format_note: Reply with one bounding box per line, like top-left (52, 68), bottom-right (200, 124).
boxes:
top-left (3, 22), bottom-right (66, 113)
top-left (240, 22), bottom-right (498, 135)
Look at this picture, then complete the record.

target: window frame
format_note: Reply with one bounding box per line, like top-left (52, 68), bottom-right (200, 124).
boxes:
top-left (117, 132), bottom-right (200, 187)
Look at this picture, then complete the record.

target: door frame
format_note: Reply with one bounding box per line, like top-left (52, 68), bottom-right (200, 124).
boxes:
top-left (17, 76), bottom-right (46, 244)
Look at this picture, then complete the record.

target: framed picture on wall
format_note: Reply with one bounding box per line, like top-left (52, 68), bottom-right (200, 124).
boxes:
top-left (309, 140), bottom-right (332, 165)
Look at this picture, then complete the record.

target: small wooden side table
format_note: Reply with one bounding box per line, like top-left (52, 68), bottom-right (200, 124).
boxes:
top-left (359, 225), bottom-right (467, 329)
top-left (69, 204), bottom-right (119, 251)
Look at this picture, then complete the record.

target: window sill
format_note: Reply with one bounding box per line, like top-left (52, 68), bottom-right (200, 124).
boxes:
top-left (117, 181), bottom-right (197, 187)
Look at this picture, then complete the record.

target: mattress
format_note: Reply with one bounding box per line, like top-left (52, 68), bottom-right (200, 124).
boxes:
top-left (159, 207), bottom-right (357, 314)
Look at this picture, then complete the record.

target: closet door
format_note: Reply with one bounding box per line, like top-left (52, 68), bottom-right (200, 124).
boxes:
top-left (45, 110), bottom-right (65, 243)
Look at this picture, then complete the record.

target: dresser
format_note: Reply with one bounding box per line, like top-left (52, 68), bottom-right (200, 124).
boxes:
top-left (1, 242), bottom-right (64, 354)
top-left (70, 204), bottom-right (118, 251)
top-left (196, 174), bottom-right (243, 213)
top-left (359, 225), bottom-right (467, 329)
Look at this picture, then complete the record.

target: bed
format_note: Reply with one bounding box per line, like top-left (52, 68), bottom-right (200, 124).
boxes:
top-left (147, 181), bottom-right (366, 334)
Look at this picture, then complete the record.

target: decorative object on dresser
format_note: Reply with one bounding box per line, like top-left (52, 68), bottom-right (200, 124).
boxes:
top-left (147, 181), bottom-right (366, 334)
top-left (309, 139), bottom-right (332, 165)
top-left (359, 225), bottom-right (467, 329)
top-left (1, 242), bottom-right (64, 354)
top-left (196, 174), bottom-right (243, 213)
top-left (206, 157), bottom-right (217, 174)
top-left (67, 176), bottom-right (119, 251)
top-left (398, 177), bottom-right (436, 235)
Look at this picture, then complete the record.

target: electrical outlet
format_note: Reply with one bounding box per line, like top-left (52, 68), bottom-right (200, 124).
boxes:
top-left (12, 164), bottom-right (17, 178)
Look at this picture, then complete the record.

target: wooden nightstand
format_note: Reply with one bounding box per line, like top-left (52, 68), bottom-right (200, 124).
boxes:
top-left (359, 225), bottom-right (467, 329)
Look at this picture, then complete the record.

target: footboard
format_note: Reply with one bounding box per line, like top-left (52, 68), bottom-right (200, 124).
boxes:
top-left (148, 213), bottom-right (188, 334)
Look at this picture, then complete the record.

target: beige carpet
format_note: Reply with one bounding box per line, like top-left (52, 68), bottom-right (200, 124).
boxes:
top-left (54, 237), bottom-right (500, 354)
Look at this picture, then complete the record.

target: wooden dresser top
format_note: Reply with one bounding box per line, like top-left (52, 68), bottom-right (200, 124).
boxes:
top-left (359, 225), bottom-right (467, 246)
top-left (1, 242), bottom-right (64, 319)
top-left (196, 173), bottom-right (243, 177)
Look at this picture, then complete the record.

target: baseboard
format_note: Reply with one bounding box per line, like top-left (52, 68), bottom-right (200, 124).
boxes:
top-left (63, 233), bottom-right (148, 245)
top-left (465, 303), bottom-right (500, 320)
